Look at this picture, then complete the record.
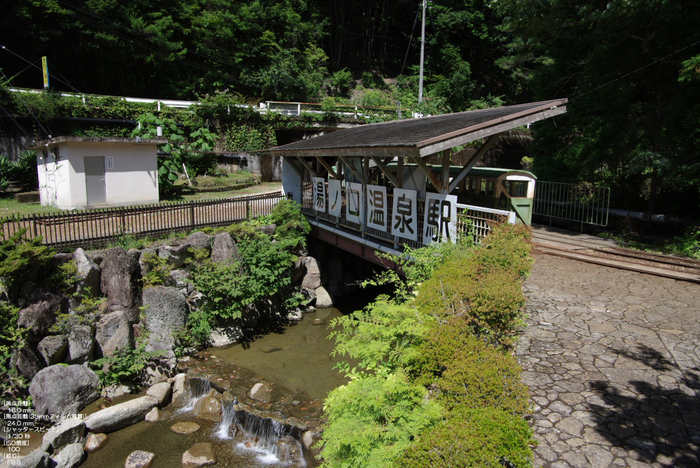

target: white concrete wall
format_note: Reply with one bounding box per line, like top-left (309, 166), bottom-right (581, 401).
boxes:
top-left (39, 141), bottom-right (159, 209)
top-left (282, 158), bottom-right (302, 203)
top-left (37, 149), bottom-right (71, 208)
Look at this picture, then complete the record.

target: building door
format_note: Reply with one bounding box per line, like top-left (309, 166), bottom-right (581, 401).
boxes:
top-left (84, 156), bottom-right (107, 206)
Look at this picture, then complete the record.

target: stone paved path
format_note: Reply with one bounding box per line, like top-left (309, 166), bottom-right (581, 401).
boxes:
top-left (518, 253), bottom-right (700, 468)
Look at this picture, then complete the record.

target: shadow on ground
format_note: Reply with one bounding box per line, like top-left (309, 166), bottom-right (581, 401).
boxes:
top-left (587, 344), bottom-right (700, 467)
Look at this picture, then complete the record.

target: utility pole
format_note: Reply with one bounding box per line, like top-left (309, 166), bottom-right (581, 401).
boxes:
top-left (418, 0), bottom-right (426, 104)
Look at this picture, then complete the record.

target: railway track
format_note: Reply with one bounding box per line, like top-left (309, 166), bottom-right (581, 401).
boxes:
top-left (531, 225), bottom-right (700, 284)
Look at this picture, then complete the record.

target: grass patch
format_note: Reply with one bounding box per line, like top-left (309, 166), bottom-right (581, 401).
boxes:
top-left (0, 194), bottom-right (61, 219)
top-left (598, 226), bottom-right (700, 260)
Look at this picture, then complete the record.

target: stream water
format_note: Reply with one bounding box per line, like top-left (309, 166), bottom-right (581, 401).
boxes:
top-left (78, 303), bottom-right (366, 468)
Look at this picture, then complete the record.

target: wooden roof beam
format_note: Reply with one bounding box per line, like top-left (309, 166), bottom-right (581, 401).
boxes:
top-left (296, 156), bottom-right (319, 177)
top-left (338, 155), bottom-right (365, 183)
top-left (315, 156), bottom-right (340, 180)
top-left (410, 155), bottom-right (445, 192)
top-left (370, 156), bottom-right (400, 188)
top-left (448, 135), bottom-right (498, 193)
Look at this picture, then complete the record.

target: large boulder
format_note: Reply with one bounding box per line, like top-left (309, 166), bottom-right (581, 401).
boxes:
top-left (142, 286), bottom-right (187, 338)
top-left (169, 270), bottom-right (194, 295)
top-left (30, 365), bottom-right (100, 417)
top-left (192, 396), bottom-right (222, 422)
top-left (13, 344), bottom-right (45, 380)
top-left (95, 310), bottom-right (134, 358)
top-left (186, 232), bottom-right (212, 252)
top-left (158, 244), bottom-right (190, 269)
top-left (314, 286), bottom-right (333, 308)
top-left (37, 335), bottom-right (68, 366)
top-left (50, 442), bottom-right (85, 468)
top-left (254, 224), bottom-right (276, 237)
top-left (83, 396), bottom-right (158, 433)
top-left (74, 248), bottom-right (100, 297)
top-left (42, 417), bottom-right (86, 454)
top-left (146, 382), bottom-right (172, 406)
top-left (210, 232), bottom-right (243, 268)
top-left (100, 248), bottom-right (141, 321)
top-left (182, 442), bottom-right (217, 468)
top-left (16, 450), bottom-right (50, 468)
top-left (66, 325), bottom-right (94, 364)
top-left (300, 257), bottom-right (322, 290)
top-left (18, 288), bottom-right (67, 343)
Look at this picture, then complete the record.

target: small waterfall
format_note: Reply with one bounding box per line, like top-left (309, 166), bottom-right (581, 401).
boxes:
top-left (215, 400), bottom-right (238, 440)
top-left (178, 377), bottom-right (212, 413)
top-left (215, 402), bottom-right (306, 466)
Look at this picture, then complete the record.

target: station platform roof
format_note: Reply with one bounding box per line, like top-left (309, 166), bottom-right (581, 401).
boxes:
top-left (270, 99), bottom-right (567, 159)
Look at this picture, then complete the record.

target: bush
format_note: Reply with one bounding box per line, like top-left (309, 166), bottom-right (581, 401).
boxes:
top-left (330, 68), bottom-right (354, 97)
top-left (91, 334), bottom-right (163, 386)
top-left (410, 321), bottom-right (530, 416)
top-left (140, 251), bottom-right (171, 288)
top-left (329, 297), bottom-right (433, 374)
top-left (415, 223), bottom-right (531, 346)
top-left (318, 370), bottom-right (442, 468)
top-left (0, 230), bottom-right (54, 298)
top-left (363, 239), bottom-right (472, 304)
top-left (477, 222), bottom-right (533, 279)
top-left (395, 409), bottom-right (534, 468)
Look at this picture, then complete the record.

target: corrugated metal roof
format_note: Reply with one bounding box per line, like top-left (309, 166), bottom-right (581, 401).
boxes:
top-left (270, 99), bottom-right (567, 158)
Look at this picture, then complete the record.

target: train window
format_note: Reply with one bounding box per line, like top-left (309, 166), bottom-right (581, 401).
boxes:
top-left (487, 181), bottom-right (494, 196)
top-left (512, 181), bottom-right (528, 198)
top-left (471, 178), bottom-right (478, 193)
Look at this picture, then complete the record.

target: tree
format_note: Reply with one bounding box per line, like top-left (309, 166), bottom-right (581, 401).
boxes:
top-left (494, 0), bottom-right (700, 215)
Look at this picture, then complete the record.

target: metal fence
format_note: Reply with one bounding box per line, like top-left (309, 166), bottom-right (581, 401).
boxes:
top-left (533, 181), bottom-right (610, 229)
top-left (0, 192), bottom-right (285, 249)
top-left (301, 182), bottom-right (514, 248)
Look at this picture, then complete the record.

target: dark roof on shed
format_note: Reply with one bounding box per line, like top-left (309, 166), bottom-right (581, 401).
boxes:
top-left (270, 99), bottom-right (567, 159)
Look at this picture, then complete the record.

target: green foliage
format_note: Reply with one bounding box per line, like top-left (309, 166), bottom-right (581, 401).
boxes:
top-left (91, 334), bottom-right (163, 386)
top-left (321, 225), bottom-right (533, 467)
top-left (317, 370), bottom-right (442, 468)
top-left (416, 224), bottom-right (531, 347)
top-left (396, 409), bottom-right (534, 468)
top-left (51, 296), bottom-right (106, 335)
top-left (260, 199), bottom-right (311, 249)
top-left (411, 321), bottom-right (529, 416)
top-left (189, 232), bottom-right (298, 343)
top-left (477, 223), bottom-right (533, 279)
top-left (131, 113), bottom-right (219, 197)
top-left (0, 302), bottom-right (23, 356)
top-left (329, 69), bottom-right (354, 97)
top-left (0, 156), bottom-right (12, 192)
top-left (363, 238), bottom-right (471, 304)
top-left (329, 297), bottom-right (433, 375)
top-left (495, 0), bottom-right (700, 215)
top-left (669, 227), bottom-right (700, 259)
top-left (106, 234), bottom-right (152, 251)
top-left (184, 307), bottom-right (213, 348)
top-left (140, 252), bottom-right (171, 288)
top-left (0, 229), bottom-right (54, 297)
top-left (0, 151), bottom-right (39, 192)
top-left (223, 124), bottom-right (277, 153)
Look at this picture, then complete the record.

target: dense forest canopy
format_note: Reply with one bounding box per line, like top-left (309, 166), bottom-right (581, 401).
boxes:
top-left (1, 0), bottom-right (699, 215)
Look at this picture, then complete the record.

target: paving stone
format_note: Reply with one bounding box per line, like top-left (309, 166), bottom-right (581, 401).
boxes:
top-left (518, 253), bottom-right (700, 468)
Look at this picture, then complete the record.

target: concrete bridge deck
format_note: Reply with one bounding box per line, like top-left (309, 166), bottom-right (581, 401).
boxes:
top-left (519, 253), bottom-right (700, 467)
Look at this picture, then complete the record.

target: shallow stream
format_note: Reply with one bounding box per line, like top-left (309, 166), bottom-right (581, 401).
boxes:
top-left (78, 304), bottom-right (362, 468)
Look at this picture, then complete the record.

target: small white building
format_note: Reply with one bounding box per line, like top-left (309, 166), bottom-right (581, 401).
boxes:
top-left (34, 136), bottom-right (164, 210)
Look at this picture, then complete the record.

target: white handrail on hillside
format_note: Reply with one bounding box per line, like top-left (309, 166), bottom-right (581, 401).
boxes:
top-left (8, 88), bottom-right (401, 117)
